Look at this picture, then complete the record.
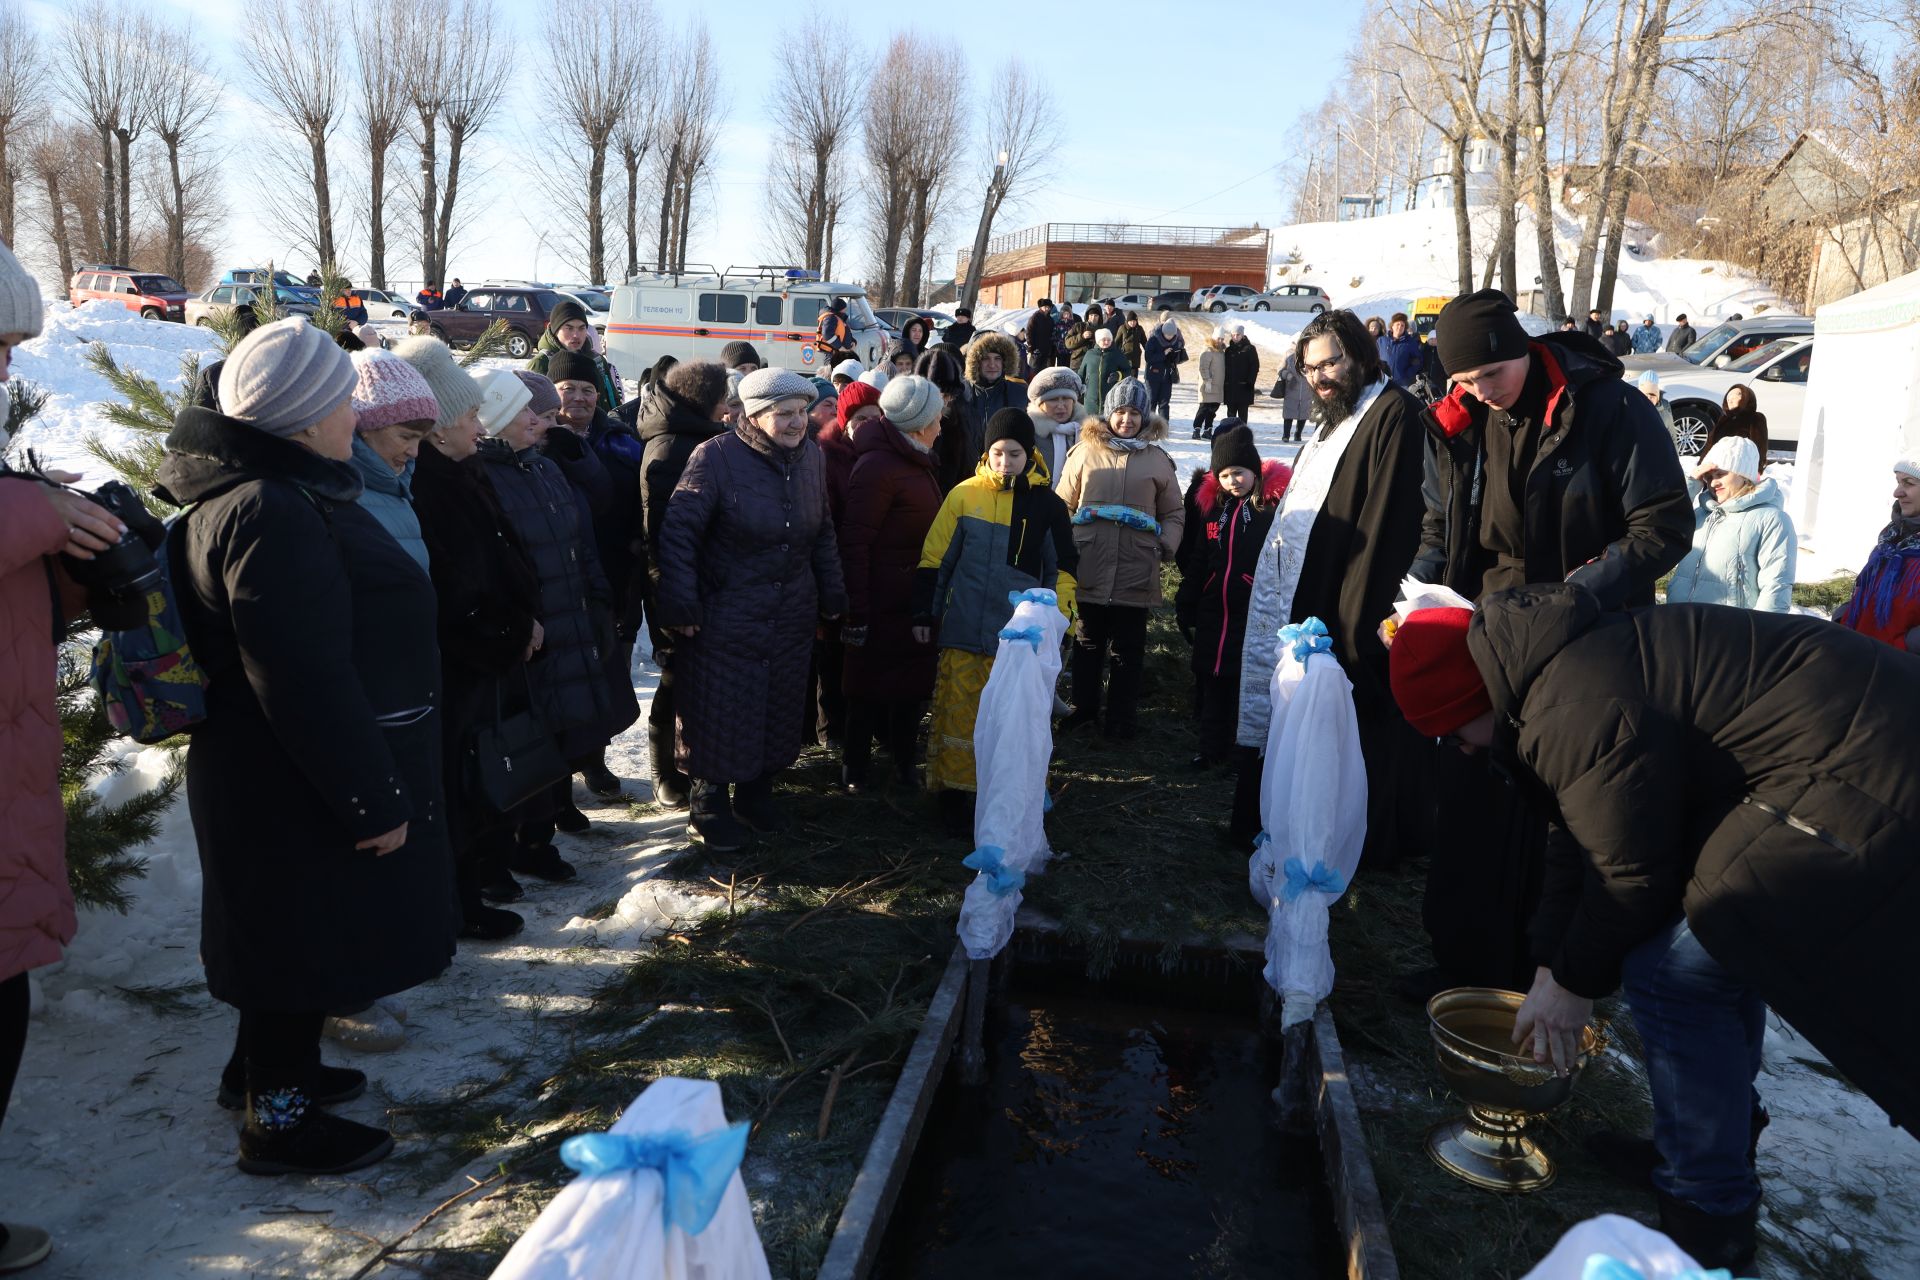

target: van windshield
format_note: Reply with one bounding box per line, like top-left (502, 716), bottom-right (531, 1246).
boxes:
top-left (839, 294), bottom-right (878, 330)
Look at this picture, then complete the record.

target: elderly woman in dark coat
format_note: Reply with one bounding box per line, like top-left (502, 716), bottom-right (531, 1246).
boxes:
top-left (838, 375), bottom-right (946, 790)
top-left (655, 368), bottom-right (849, 851)
top-left (156, 318), bottom-right (457, 1177)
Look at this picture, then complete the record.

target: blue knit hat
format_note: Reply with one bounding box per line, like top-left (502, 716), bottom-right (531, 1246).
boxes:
top-left (1103, 376), bottom-right (1150, 416)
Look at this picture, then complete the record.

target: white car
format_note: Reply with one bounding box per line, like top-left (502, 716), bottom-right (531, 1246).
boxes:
top-left (1654, 336), bottom-right (1814, 456)
top-left (358, 288), bottom-right (414, 320)
top-left (1191, 284), bottom-right (1261, 313)
top-left (1235, 284), bottom-right (1330, 314)
top-left (1099, 293), bottom-right (1159, 315)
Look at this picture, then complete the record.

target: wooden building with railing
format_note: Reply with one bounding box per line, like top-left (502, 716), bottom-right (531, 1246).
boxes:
top-left (956, 223), bottom-right (1272, 308)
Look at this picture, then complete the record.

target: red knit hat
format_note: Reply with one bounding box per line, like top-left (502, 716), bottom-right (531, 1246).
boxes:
top-left (1389, 608), bottom-right (1493, 738)
top-left (837, 379), bottom-right (882, 430)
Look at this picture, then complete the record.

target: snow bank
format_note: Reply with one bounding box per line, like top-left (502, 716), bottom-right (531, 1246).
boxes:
top-left (5, 300), bottom-right (222, 484)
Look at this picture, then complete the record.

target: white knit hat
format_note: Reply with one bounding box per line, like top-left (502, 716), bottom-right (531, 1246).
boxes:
top-left (0, 237), bottom-right (43, 339)
top-left (1894, 458), bottom-right (1920, 482)
top-left (832, 358), bottom-right (864, 381)
top-left (857, 368), bottom-right (889, 390)
top-left (1702, 434), bottom-right (1760, 482)
top-left (474, 368), bottom-right (533, 437)
top-left (392, 335), bottom-right (484, 431)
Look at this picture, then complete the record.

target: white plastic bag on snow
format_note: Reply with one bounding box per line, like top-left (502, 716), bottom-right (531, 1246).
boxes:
top-left (489, 1076), bottom-right (771, 1280)
top-left (956, 588), bottom-right (1068, 961)
top-left (1249, 617), bottom-right (1368, 1029)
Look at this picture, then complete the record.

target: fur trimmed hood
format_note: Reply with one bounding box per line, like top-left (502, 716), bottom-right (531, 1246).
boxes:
top-left (1079, 412), bottom-right (1169, 448)
top-left (964, 331), bottom-right (1023, 386)
top-left (1195, 458), bottom-right (1292, 516)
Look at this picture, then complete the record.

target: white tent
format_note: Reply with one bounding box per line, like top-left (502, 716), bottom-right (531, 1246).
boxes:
top-left (1791, 268), bottom-right (1920, 573)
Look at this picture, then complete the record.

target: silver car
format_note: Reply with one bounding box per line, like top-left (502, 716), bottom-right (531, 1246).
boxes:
top-left (1235, 284), bottom-right (1331, 313)
top-left (184, 283), bottom-right (318, 328)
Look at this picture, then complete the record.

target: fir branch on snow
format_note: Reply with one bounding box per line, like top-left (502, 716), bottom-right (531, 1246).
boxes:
top-left (82, 345), bottom-right (201, 504)
top-left (5, 377), bottom-right (48, 445)
top-left (56, 631), bottom-right (173, 913)
top-left (205, 305), bottom-right (254, 356)
top-left (310, 262), bottom-right (351, 341)
top-left (458, 318), bottom-right (512, 367)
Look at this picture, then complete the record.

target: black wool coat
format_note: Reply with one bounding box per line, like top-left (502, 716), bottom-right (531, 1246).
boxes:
top-left (1472, 585), bottom-right (1920, 1135)
top-left (544, 422), bottom-right (642, 742)
top-left (1223, 337), bottom-right (1260, 405)
top-left (155, 409), bottom-right (457, 1010)
top-left (1412, 334), bottom-right (1692, 608)
top-left (473, 439), bottom-right (620, 758)
top-left (839, 419), bottom-right (942, 701)
top-left (653, 424), bottom-right (849, 782)
top-left (1025, 309), bottom-right (1058, 367)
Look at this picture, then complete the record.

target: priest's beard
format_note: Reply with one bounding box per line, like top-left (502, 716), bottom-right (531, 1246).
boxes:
top-left (1308, 362), bottom-right (1367, 429)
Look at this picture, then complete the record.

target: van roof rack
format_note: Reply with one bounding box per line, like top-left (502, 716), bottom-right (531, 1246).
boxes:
top-left (78, 263), bottom-right (135, 273)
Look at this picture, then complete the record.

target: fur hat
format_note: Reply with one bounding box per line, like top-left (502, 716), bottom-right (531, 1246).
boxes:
top-left (913, 348), bottom-right (964, 395)
top-left (1389, 608), bottom-right (1492, 738)
top-left (1103, 376), bottom-right (1150, 417)
top-left (738, 367), bottom-right (816, 418)
top-left (1702, 434), bottom-right (1761, 482)
top-left (879, 374), bottom-right (941, 432)
top-left (1027, 365), bottom-right (1083, 405)
top-left (392, 335), bottom-right (484, 432)
top-left (0, 236), bottom-right (43, 339)
top-left (220, 317), bottom-right (358, 438)
top-left (474, 368), bottom-right (533, 437)
top-left (513, 369), bottom-right (561, 416)
top-left (349, 349), bottom-right (439, 434)
top-left (662, 360), bottom-right (729, 414)
top-left (1210, 425), bottom-right (1261, 475)
top-left (984, 407), bottom-right (1036, 455)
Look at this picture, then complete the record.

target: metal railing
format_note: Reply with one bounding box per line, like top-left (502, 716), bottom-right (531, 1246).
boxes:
top-left (979, 222), bottom-right (1271, 257)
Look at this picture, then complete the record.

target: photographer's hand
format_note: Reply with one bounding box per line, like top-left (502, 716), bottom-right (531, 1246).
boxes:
top-left (39, 471), bottom-right (127, 560)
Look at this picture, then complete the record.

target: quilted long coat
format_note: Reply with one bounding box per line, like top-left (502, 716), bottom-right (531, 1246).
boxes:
top-left (838, 419), bottom-right (942, 701)
top-left (0, 476), bottom-right (77, 984)
top-left (654, 424), bottom-right (848, 782)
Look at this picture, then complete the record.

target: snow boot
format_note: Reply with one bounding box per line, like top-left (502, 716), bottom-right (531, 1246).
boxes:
top-left (1655, 1191), bottom-right (1759, 1273)
top-left (460, 904), bottom-right (525, 942)
top-left (688, 780), bottom-right (752, 853)
top-left (733, 776), bottom-right (790, 834)
top-left (652, 767), bottom-right (691, 810)
top-left (553, 803), bottom-right (590, 833)
top-left (508, 841), bottom-right (578, 883)
top-left (323, 1006), bottom-right (406, 1053)
top-left (580, 757), bottom-right (624, 801)
top-left (218, 1062), bottom-right (366, 1112)
top-left (0, 1223), bottom-right (52, 1274)
top-left (237, 1086), bottom-right (394, 1177)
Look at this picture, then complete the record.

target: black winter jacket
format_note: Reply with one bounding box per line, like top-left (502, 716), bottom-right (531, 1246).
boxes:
top-left (1410, 334), bottom-right (1691, 608)
top-left (1472, 585), bottom-right (1920, 1134)
top-left (636, 384), bottom-right (725, 568)
top-left (1175, 468), bottom-right (1278, 679)
top-left (1025, 309), bottom-right (1057, 367)
top-left (1223, 337), bottom-right (1260, 404)
top-left (155, 410), bottom-right (456, 1009)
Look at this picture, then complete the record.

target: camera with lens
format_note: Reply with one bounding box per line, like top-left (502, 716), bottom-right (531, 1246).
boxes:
top-left (47, 472), bottom-right (167, 630)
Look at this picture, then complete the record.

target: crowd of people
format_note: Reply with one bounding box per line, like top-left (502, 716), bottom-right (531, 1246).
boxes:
top-left (3, 221), bottom-right (1917, 1274)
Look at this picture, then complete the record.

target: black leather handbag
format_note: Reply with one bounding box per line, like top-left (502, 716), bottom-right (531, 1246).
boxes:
top-left (468, 673), bottom-right (568, 814)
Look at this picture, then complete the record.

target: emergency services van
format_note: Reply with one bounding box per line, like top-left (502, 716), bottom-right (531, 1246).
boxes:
top-left (604, 267), bottom-right (887, 374)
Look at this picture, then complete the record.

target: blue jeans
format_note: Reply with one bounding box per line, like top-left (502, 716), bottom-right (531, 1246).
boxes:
top-left (1621, 915), bottom-right (1765, 1215)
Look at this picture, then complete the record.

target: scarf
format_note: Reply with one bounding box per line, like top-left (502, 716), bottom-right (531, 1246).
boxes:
top-left (1103, 434), bottom-right (1149, 452)
top-left (1839, 508), bottom-right (1920, 630)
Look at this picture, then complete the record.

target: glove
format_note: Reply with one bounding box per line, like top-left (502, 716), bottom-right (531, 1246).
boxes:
top-left (841, 623), bottom-right (868, 647)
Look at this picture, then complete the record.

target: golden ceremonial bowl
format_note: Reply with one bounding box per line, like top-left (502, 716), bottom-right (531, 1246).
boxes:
top-left (1425, 987), bottom-right (1600, 1193)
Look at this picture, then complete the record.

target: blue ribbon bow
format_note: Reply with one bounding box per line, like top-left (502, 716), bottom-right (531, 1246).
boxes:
top-left (1253, 830), bottom-right (1271, 848)
top-left (1280, 856), bottom-right (1347, 903)
top-left (1277, 616), bottom-right (1333, 664)
top-left (559, 1121), bottom-right (750, 1235)
top-left (1580, 1257), bottom-right (1734, 1280)
top-left (998, 624), bottom-right (1044, 652)
top-left (962, 845), bottom-right (1026, 897)
top-left (1008, 587), bottom-right (1058, 607)
top-left (1070, 503), bottom-right (1162, 534)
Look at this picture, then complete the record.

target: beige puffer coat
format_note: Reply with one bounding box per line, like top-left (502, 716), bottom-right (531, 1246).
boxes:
top-left (1055, 415), bottom-right (1185, 607)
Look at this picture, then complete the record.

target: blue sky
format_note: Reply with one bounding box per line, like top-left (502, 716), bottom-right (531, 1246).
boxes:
top-left (22, 0), bottom-right (1361, 285)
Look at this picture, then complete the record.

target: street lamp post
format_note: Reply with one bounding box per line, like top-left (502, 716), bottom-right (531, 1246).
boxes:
top-left (960, 150), bottom-right (1010, 312)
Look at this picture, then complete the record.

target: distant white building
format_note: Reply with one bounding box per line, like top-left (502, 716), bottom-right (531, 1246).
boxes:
top-left (1415, 137), bottom-right (1500, 211)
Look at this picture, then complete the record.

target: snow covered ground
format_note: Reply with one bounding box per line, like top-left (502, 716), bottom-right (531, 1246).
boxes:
top-left (3, 309), bottom-right (1912, 1277)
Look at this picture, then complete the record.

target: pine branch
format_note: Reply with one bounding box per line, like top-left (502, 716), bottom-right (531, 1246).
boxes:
top-left (207, 305), bottom-right (252, 356)
top-left (457, 318), bottom-right (512, 367)
top-left (80, 345), bottom-right (188, 504)
top-left (310, 261), bottom-right (353, 340)
top-left (55, 633), bottom-right (171, 913)
top-left (6, 377), bottom-right (48, 442)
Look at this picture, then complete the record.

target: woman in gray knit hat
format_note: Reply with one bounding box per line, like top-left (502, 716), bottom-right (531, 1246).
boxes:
top-left (154, 317), bottom-right (457, 1178)
top-left (653, 367), bottom-right (849, 851)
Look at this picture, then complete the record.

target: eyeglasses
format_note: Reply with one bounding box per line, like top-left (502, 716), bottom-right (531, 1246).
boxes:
top-left (1302, 354), bottom-right (1347, 377)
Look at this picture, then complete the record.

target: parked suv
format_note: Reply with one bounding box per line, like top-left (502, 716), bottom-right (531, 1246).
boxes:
top-left (220, 268), bottom-right (322, 305)
top-left (68, 266), bottom-right (193, 321)
top-left (1678, 315), bottom-right (1812, 368)
top-left (1653, 336), bottom-right (1815, 456)
top-left (1191, 284), bottom-right (1261, 313)
top-left (427, 285), bottom-right (574, 358)
top-left (183, 283), bottom-right (320, 329)
top-left (1236, 283), bottom-right (1330, 313)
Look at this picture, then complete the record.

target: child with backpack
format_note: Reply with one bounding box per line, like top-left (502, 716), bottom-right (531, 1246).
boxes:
top-left (1173, 425), bottom-right (1291, 767)
top-left (913, 408), bottom-right (1079, 834)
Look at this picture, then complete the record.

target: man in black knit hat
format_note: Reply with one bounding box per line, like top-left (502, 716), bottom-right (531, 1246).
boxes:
top-left (1395, 287), bottom-right (1691, 1000)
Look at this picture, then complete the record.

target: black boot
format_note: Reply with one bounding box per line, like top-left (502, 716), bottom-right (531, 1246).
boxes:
top-left (688, 779), bottom-right (752, 853)
top-left (733, 775), bottom-right (790, 834)
top-left (579, 755), bottom-right (624, 801)
top-left (1656, 1191), bottom-right (1759, 1272)
top-left (460, 904), bottom-right (525, 942)
top-left (218, 1063), bottom-right (366, 1112)
top-left (553, 802), bottom-right (590, 833)
top-left (508, 841), bottom-right (577, 882)
top-left (237, 1086), bottom-right (395, 1176)
top-left (651, 767), bottom-right (691, 810)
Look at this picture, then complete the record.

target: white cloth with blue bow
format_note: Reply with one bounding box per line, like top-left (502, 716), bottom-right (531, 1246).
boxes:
top-left (1519, 1213), bottom-right (1738, 1280)
top-left (957, 588), bottom-right (1068, 961)
top-left (1251, 616), bottom-right (1368, 1029)
top-left (489, 1077), bottom-right (772, 1280)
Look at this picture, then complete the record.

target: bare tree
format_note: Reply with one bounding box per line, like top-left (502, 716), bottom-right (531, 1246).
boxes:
top-left (547, 0), bottom-right (653, 284)
top-left (23, 123), bottom-right (85, 283)
top-left (613, 54), bottom-right (661, 282)
top-left (860, 37), bottom-right (918, 305)
top-left (144, 16), bottom-right (218, 283)
top-left (56, 0), bottom-right (148, 265)
top-left (0, 1), bottom-right (40, 246)
top-left (241, 0), bottom-right (347, 268)
top-left (400, 0), bottom-right (509, 289)
top-left (353, 6), bottom-right (410, 289)
top-left (958, 58), bottom-right (1058, 306)
top-left (764, 22), bottom-right (863, 273)
top-left (653, 21), bottom-right (719, 274)
top-left (897, 40), bottom-right (966, 306)
top-left (434, 9), bottom-right (510, 285)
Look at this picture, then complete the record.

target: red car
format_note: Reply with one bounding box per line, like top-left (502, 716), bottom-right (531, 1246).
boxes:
top-left (69, 265), bottom-right (193, 322)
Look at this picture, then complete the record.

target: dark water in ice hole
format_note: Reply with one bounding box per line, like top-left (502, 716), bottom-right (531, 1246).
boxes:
top-left (875, 959), bottom-right (1345, 1278)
